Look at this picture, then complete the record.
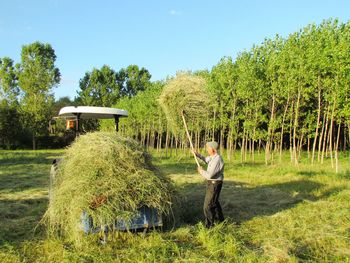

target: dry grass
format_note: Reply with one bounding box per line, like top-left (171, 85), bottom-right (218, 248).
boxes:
top-left (43, 132), bottom-right (174, 245)
top-left (158, 73), bottom-right (211, 135)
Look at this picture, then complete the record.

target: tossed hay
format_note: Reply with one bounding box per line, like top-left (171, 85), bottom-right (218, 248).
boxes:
top-left (159, 73), bottom-right (210, 134)
top-left (44, 132), bottom-right (174, 244)
top-left (159, 73), bottom-right (211, 165)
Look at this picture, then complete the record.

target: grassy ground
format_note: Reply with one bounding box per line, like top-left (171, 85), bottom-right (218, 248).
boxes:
top-left (0, 149), bottom-right (350, 262)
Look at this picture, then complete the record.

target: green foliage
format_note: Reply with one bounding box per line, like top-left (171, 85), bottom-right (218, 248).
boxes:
top-left (101, 81), bottom-right (167, 147)
top-left (77, 65), bottom-right (120, 107)
top-left (77, 64), bottom-right (152, 107)
top-left (17, 42), bottom-right (61, 149)
top-left (109, 19), bottom-right (350, 168)
top-left (0, 57), bottom-right (18, 105)
top-left (17, 42), bottom-right (60, 94)
top-left (0, 102), bottom-right (25, 149)
top-left (119, 64), bottom-right (152, 97)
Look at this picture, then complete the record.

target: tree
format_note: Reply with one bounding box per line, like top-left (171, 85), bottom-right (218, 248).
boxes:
top-left (0, 101), bottom-right (26, 149)
top-left (0, 57), bottom-right (24, 149)
top-left (52, 96), bottom-right (74, 115)
top-left (118, 65), bottom-right (152, 97)
top-left (17, 41), bottom-right (61, 150)
top-left (77, 65), bottom-right (120, 107)
top-left (208, 57), bottom-right (238, 159)
top-left (0, 57), bottom-right (19, 105)
top-left (81, 19), bottom-right (350, 173)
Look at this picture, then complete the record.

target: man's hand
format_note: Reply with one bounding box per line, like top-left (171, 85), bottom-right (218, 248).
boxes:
top-left (197, 165), bottom-right (203, 174)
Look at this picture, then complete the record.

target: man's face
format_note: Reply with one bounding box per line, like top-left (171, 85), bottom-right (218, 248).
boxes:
top-left (206, 145), bottom-right (215, 156)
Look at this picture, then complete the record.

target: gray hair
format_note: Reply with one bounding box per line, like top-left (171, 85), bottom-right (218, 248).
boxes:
top-left (206, 141), bottom-right (219, 150)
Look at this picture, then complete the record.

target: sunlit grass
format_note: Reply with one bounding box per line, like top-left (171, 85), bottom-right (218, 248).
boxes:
top-left (1, 149), bottom-right (350, 262)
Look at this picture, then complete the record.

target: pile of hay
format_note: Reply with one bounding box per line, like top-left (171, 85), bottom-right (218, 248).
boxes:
top-left (158, 73), bottom-right (211, 135)
top-left (44, 132), bottom-right (174, 243)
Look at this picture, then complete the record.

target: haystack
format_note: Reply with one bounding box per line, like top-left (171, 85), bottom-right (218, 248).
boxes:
top-left (44, 132), bottom-right (174, 243)
top-left (159, 73), bottom-right (211, 165)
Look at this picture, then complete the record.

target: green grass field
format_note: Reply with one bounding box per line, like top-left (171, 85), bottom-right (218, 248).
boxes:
top-left (1, 150), bottom-right (350, 262)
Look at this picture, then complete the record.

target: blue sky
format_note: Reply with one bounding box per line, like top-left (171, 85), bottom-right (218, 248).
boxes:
top-left (1, 0), bottom-right (349, 100)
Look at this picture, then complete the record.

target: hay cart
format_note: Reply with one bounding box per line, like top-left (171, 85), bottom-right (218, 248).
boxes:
top-left (50, 106), bottom-right (163, 238)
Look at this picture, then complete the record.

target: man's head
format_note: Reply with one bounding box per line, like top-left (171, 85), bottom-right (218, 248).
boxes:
top-left (206, 141), bottom-right (219, 156)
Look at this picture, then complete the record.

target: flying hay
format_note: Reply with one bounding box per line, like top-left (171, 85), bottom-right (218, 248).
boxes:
top-left (159, 73), bottom-right (211, 166)
top-left (44, 132), bottom-right (174, 244)
top-left (159, 74), bottom-right (210, 133)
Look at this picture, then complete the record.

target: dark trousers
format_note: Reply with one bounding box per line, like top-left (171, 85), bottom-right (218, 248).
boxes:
top-left (203, 181), bottom-right (224, 228)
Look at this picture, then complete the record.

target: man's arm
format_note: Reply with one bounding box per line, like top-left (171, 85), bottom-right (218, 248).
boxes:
top-left (195, 152), bottom-right (209, 164)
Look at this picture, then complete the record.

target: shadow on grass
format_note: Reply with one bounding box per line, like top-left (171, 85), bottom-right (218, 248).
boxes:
top-left (155, 160), bottom-right (198, 176)
top-left (234, 162), bottom-right (266, 168)
top-left (0, 152), bottom-right (58, 166)
top-left (0, 197), bottom-right (48, 245)
top-left (0, 167), bottom-right (49, 193)
top-left (297, 170), bottom-right (327, 177)
top-left (0, 152), bottom-right (52, 245)
top-left (174, 179), bottom-right (345, 226)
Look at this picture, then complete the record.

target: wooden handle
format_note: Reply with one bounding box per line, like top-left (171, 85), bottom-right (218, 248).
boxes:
top-left (181, 113), bottom-right (200, 167)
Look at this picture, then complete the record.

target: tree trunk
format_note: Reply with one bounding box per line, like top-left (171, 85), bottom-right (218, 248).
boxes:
top-left (220, 128), bottom-right (224, 151)
top-left (204, 118), bottom-right (209, 145)
top-left (212, 109), bottom-right (216, 141)
top-left (343, 123), bottom-right (346, 151)
top-left (248, 138), bottom-right (252, 160)
top-left (142, 126), bottom-right (147, 147)
top-left (157, 131), bottom-right (161, 152)
top-left (241, 127), bottom-right (246, 163)
top-left (266, 94), bottom-right (275, 164)
top-left (348, 123), bottom-right (350, 160)
top-left (147, 130), bottom-right (151, 150)
top-left (321, 108), bottom-right (330, 164)
top-left (335, 121), bottom-right (341, 173)
top-left (279, 94), bottom-right (290, 162)
top-left (170, 134), bottom-right (174, 157)
top-left (292, 89), bottom-right (301, 166)
top-left (312, 83), bottom-right (322, 164)
top-left (231, 100), bottom-right (237, 159)
top-left (227, 127), bottom-right (232, 161)
top-left (297, 130), bottom-right (304, 161)
top-left (328, 99), bottom-right (336, 168)
top-left (165, 129), bottom-right (169, 157)
top-left (318, 108), bottom-right (327, 163)
top-left (197, 129), bottom-right (200, 149)
top-left (307, 136), bottom-right (310, 160)
top-left (252, 127), bottom-right (256, 163)
top-left (174, 135), bottom-right (178, 156)
top-left (32, 132), bottom-right (36, 150)
top-left (245, 131), bottom-right (248, 162)
top-left (289, 101), bottom-right (294, 164)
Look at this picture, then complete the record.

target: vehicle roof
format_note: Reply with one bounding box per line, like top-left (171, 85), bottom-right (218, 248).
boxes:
top-left (58, 106), bottom-right (128, 119)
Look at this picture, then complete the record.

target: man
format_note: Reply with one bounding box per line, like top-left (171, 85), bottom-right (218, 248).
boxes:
top-left (192, 141), bottom-right (224, 228)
